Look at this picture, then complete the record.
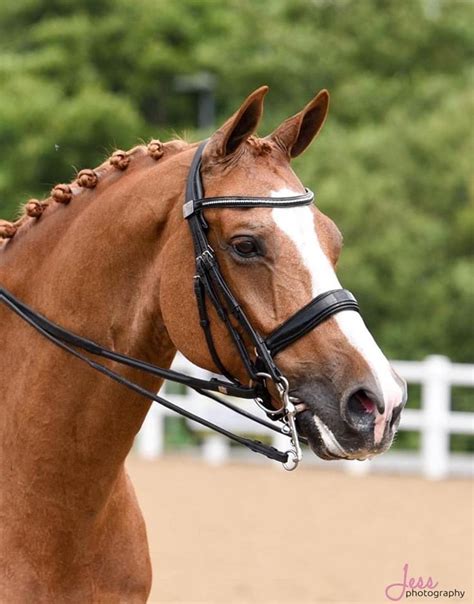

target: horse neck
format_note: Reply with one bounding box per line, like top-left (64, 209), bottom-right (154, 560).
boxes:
top-left (0, 150), bottom-right (188, 502)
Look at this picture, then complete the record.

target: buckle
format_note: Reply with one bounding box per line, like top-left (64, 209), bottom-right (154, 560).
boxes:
top-left (276, 377), bottom-right (303, 471)
top-left (197, 249), bottom-right (215, 270)
top-left (253, 372), bottom-right (303, 471)
top-left (183, 200), bottom-right (195, 218)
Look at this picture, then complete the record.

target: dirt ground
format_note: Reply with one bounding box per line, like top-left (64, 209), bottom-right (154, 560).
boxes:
top-left (126, 456), bottom-right (472, 604)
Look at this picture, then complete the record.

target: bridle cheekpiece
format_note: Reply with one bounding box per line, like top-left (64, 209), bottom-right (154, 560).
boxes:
top-left (182, 141), bottom-right (359, 469)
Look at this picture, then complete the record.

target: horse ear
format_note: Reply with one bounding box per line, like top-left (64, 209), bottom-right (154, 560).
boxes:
top-left (205, 86), bottom-right (269, 158)
top-left (269, 89), bottom-right (329, 158)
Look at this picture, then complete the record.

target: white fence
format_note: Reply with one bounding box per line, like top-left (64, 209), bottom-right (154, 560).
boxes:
top-left (136, 354), bottom-right (474, 479)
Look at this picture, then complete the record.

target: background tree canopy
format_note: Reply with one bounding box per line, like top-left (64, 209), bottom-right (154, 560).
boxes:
top-left (0, 0), bottom-right (472, 362)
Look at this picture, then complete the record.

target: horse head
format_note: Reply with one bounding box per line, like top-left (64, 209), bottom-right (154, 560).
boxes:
top-left (160, 86), bottom-right (407, 461)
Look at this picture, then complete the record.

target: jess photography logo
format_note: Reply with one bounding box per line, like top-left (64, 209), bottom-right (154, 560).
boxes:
top-left (385, 563), bottom-right (466, 601)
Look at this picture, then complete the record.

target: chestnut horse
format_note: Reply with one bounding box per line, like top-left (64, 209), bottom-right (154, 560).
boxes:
top-left (0, 87), bottom-right (406, 602)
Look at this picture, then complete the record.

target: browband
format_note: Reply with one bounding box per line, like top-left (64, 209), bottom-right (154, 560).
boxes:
top-left (183, 188), bottom-right (314, 218)
top-left (183, 140), bottom-right (314, 219)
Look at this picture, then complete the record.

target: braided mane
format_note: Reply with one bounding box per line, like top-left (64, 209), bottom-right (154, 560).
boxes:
top-left (0, 138), bottom-right (189, 245)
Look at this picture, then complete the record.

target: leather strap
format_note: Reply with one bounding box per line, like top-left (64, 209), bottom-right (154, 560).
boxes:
top-left (0, 286), bottom-right (296, 463)
top-left (265, 289), bottom-right (360, 356)
top-left (0, 287), bottom-right (254, 399)
top-left (184, 188), bottom-right (314, 218)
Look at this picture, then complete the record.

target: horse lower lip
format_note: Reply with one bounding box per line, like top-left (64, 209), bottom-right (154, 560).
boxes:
top-left (293, 406), bottom-right (348, 460)
top-left (321, 447), bottom-right (346, 460)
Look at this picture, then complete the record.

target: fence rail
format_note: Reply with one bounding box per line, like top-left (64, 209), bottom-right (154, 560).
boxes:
top-left (136, 354), bottom-right (474, 479)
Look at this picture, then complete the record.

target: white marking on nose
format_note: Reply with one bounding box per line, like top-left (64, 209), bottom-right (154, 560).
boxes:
top-left (271, 188), bottom-right (404, 444)
top-left (313, 415), bottom-right (347, 458)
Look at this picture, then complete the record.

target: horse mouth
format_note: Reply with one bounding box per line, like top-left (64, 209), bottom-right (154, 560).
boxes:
top-left (292, 406), bottom-right (343, 460)
top-left (293, 403), bottom-right (377, 461)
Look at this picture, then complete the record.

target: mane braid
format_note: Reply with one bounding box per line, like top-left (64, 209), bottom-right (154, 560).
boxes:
top-left (0, 138), bottom-right (190, 244)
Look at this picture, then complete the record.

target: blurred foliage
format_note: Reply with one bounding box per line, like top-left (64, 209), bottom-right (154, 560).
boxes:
top-left (0, 0), bottom-right (473, 366)
top-left (164, 417), bottom-right (199, 450)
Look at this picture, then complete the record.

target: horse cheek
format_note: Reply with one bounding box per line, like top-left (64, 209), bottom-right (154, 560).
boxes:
top-left (159, 238), bottom-right (201, 358)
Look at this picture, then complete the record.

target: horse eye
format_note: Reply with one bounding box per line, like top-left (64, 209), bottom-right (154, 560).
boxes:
top-left (231, 238), bottom-right (260, 258)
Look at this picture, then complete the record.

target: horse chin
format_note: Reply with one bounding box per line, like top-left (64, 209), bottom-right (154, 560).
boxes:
top-left (295, 406), bottom-right (395, 461)
top-left (295, 409), bottom-right (346, 460)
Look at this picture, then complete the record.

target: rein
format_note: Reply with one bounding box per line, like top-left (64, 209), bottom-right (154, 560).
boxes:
top-left (0, 287), bottom-right (291, 463)
top-left (0, 141), bottom-right (359, 470)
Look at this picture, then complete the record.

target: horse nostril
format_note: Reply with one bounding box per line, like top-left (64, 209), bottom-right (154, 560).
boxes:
top-left (344, 389), bottom-right (382, 431)
top-left (348, 390), bottom-right (375, 415)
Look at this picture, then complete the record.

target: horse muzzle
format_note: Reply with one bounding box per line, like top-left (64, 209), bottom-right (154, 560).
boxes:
top-left (292, 373), bottom-right (407, 460)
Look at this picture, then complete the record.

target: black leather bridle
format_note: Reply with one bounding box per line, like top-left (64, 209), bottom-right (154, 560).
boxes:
top-left (0, 141), bottom-right (359, 470)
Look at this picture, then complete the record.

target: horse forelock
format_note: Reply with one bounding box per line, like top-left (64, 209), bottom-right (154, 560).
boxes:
top-left (246, 135), bottom-right (273, 155)
top-left (0, 138), bottom-right (191, 248)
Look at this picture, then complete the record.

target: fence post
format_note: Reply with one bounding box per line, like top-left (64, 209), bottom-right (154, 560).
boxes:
top-left (202, 435), bottom-right (229, 465)
top-left (345, 459), bottom-right (370, 476)
top-left (421, 355), bottom-right (451, 479)
top-left (137, 405), bottom-right (165, 459)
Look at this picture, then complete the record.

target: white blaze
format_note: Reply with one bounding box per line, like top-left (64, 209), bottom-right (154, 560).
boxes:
top-left (271, 189), bottom-right (404, 445)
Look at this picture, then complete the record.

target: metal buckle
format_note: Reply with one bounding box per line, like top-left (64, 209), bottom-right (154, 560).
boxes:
top-left (253, 372), bottom-right (303, 471)
top-left (196, 248), bottom-right (214, 270)
top-left (276, 377), bottom-right (303, 471)
top-left (183, 200), bottom-right (195, 218)
top-left (253, 372), bottom-right (286, 416)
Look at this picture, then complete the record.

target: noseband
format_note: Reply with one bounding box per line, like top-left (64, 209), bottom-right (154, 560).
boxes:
top-left (0, 141), bottom-right (359, 470)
